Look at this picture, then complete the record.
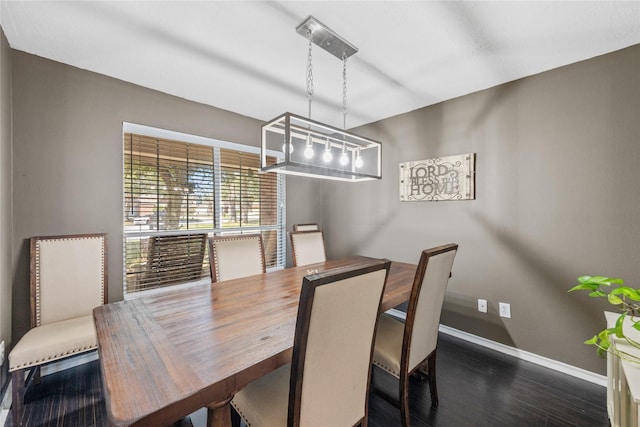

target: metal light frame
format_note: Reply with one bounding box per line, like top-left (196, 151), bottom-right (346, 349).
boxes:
top-left (261, 112), bottom-right (382, 182)
top-left (260, 16), bottom-right (382, 182)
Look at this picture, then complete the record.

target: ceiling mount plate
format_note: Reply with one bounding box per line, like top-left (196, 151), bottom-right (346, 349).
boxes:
top-left (296, 16), bottom-right (358, 60)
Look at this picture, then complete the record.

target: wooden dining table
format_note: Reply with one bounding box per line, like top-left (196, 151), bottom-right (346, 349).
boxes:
top-left (93, 256), bottom-right (416, 427)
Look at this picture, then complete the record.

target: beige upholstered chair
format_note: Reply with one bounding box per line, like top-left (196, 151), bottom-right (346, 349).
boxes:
top-left (9, 233), bottom-right (107, 426)
top-left (372, 243), bottom-right (458, 426)
top-left (231, 259), bottom-right (391, 426)
top-left (208, 234), bottom-right (266, 282)
top-left (289, 230), bottom-right (326, 267)
top-left (293, 223), bottom-right (319, 232)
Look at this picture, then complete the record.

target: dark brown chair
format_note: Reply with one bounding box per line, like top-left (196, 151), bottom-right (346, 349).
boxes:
top-left (208, 234), bottom-right (266, 282)
top-left (293, 223), bottom-right (319, 232)
top-left (231, 259), bottom-right (391, 426)
top-left (143, 233), bottom-right (208, 288)
top-left (372, 243), bottom-right (458, 426)
top-left (9, 233), bottom-right (108, 426)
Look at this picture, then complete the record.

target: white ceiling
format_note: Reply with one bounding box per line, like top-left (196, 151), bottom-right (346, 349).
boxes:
top-left (2, 1), bottom-right (639, 129)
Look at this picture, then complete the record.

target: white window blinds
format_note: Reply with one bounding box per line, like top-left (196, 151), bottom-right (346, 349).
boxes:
top-left (123, 126), bottom-right (285, 294)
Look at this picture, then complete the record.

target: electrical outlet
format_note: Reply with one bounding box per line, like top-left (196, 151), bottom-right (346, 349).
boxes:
top-left (477, 299), bottom-right (487, 313)
top-left (499, 302), bottom-right (511, 318)
top-left (0, 340), bottom-right (4, 365)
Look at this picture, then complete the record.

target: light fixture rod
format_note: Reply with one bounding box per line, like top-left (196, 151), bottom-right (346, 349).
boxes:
top-left (266, 114), bottom-right (378, 148)
top-left (296, 16), bottom-right (358, 60)
top-left (306, 29), bottom-right (314, 119)
top-left (273, 127), bottom-right (366, 150)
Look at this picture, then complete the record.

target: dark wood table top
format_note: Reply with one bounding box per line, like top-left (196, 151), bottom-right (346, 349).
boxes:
top-left (94, 256), bottom-right (416, 426)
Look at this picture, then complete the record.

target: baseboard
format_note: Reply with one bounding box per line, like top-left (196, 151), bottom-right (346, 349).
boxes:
top-left (385, 308), bottom-right (607, 387)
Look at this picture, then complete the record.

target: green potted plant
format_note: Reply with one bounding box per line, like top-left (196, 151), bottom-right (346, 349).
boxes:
top-left (569, 276), bottom-right (640, 363)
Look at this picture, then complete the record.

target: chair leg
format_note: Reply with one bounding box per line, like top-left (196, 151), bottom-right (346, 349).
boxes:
top-left (411, 366), bottom-right (427, 382)
top-left (399, 372), bottom-right (411, 427)
top-left (33, 366), bottom-right (42, 385)
top-left (11, 369), bottom-right (25, 427)
top-left (427, 352), bottom-right (438, 407)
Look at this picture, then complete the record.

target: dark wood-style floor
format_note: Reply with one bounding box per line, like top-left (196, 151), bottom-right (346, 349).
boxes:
top-left (7, 333), bottom-right (608, 427)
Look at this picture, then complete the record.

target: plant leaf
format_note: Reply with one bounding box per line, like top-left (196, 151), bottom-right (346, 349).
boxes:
top-left (610, 287), bottom-right (640, 301)
top-left (621, 288), bottom-right (640, 301)
top-left (597, 329), bottom-right (615, 344)
top-left (614, 313), bottom-right (626, 338)
top-left (584, 335), bottom-right (598, 345)
top-left (571, 275), bottom-right (638, 359)
top-left (611, 286), bottom-right (637, 297)
top-left (608, 294), bottom-right (624, 305)
top-left (568, 283), bottom-right (599, 292)
top-left (590, 276), bottom-right (613, 285)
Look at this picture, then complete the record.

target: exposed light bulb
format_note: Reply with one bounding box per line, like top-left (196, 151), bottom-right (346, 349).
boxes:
top-left (339, 151), bottom-right (349, 166)
top-left (323, 139), bottom-right (333, 163)
top-left (354, 148), bottom-right (363, 168)
top-left (304, 145), bottom-right (314, 159)
top-left (304, 134), bottom-right (314, 159)
top-left (339, 143), bottom-right (349, 166)
top-left (323, 149), bottom-right (333, 162)
top-left (282, 141), bottom-right (294, 154)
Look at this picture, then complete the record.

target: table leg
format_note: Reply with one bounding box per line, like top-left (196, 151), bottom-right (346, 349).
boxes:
top-left (206, 398), bottom-right (233, 427)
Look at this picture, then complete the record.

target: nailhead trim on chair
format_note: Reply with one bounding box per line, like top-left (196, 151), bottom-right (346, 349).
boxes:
top-left (9, 345), bottom-right (97, 371)
top-left (212, 236), bottom-right (265, 282)
top-left (35, 236), bottom-right (105, 327)
top-left (230, 401), bottom-right (253, 427)
top-left (372, 360), bottom-right (400, 377)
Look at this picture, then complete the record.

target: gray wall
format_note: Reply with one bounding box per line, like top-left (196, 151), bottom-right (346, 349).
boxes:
top-left (9, 51), bottom-right (319, 342)
top-left (284, 176), bottom-right (324, 265)
top-left (8, 41), bottom-right (638, 375)
top-left (322, 44), bottom-right (640, 374)
top-left (0, 28), bottom-right (13, 389)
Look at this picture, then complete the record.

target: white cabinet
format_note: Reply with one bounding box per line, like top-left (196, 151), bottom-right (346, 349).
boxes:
top-left (605, 311), bottom-right (640, 427)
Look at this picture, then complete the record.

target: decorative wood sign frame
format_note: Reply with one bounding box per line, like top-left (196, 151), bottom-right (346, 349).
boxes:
top-left (399, 153), bottom-right (475, 201)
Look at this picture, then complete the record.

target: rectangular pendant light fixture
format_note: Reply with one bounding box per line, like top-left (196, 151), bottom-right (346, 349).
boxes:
top-left (260, 16), bottom-right (382, 182)
top-left (261, 112), bottom-right (382, 182)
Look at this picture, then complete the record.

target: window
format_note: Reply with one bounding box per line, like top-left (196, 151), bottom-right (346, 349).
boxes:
top-left (123, 123), bottom-right (285, 295)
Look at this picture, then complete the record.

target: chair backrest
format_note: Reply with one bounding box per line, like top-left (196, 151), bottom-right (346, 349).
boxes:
top-left (289, 231), bottom-right (326, 267)
top-left (404, 243), bottom-right (458, 372)
top-left (289, 259), bottom-right (391, 426)
top-left (293, 223), bottom-right (319, 232)
top-left (145, 233), bottom-right (208, 288)
top-left (31, 233), bottom-right (107, 327)
top-left (208, 234), bottom-right (266, 282)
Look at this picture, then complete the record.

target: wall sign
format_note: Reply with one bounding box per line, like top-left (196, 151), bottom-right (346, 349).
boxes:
top-left (399, 153), bottom-right (475, 201)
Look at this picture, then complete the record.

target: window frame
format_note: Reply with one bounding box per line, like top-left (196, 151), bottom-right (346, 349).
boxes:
top-left (122, 122), bottom-right (286, 298)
